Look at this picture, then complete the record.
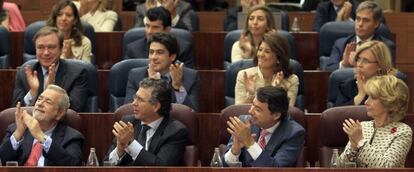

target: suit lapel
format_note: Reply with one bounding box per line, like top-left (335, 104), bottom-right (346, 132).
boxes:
top-left (148, 117), bottom-right (169, 153)
top-left (265, 117), bottom-right (289, 154)
top-left (54, 60), bottom-right (66, 89)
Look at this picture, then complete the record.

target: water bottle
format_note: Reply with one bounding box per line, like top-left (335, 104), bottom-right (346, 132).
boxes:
top-left (291, 17), bottom-right (300, 33)
top-left (330, 148), bottom-right (339, 168)
top-left (210, 147), bottom-right (223, 167)
top-left (87, 147), bottom-right (99, 166)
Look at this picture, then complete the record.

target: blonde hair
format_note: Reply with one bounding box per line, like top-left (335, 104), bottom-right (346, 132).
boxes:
top-left (365, 75), bottom-right (409, 122)
top-left (354, 40), bottom-right (396, 75)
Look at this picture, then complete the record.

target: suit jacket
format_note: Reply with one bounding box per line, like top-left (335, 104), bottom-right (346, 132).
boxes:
top-left (124, 67), bottom-right (199, 111)
top-left (223, 6), bottom-right (242, 31)
top-left (125, 37), bottom-right (194, 68)
top-left (326, 33), bottom-right (396, 71)
top-left (0, 122), bottom-right (84, 166)
top-left (11, 59), bottom-right (88, 112)
top-left (312, 1), bottom-right (357, 32)
top-left (134, 1), bottom-right (194, 31)
top-left (225, 115), bottom-right (305, 167)
top-left (105, 114), bottom-right (188, 166)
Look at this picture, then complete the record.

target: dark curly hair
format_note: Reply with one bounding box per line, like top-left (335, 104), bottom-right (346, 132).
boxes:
top-left (139, 78), bottom-right (172, 117)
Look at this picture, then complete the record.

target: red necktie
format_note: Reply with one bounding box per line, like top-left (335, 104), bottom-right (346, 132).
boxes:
top-left (25, 141), bottom-right (43, 166)
top-left (258, 130), bottom-right (270, 149)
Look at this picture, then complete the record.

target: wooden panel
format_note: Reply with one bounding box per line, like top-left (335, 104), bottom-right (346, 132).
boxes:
top-left (9, 32), bottom-right (24, 68)
top-left (197, 12), bottom-right (226, 32)
top-left (193, 32), bottom-right (226, 70)
top-left (94, 32), bottom-right (124, 69)
top-left (98, 70), bottom-right (110, 113)
top-left (304, 71), bottom-right (330, 113)
top-left (288, 12), bottom-right (316, 32)
top-left (0, 69), bottom-right (16, 112)
top-left (292, 32), bottom-right (319, 70)
top-left (198, 113), bottom-right (220, 166)
top-left (198, 70), bottom-right (225, 112)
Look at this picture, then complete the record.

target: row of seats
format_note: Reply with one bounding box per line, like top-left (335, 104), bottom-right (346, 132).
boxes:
top-left (1, 104), bottom-right (412, 167)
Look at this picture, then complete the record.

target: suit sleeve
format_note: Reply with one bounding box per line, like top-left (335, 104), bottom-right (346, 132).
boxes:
top-left (43, 129), bottom-right (85, 166)
top-left (251, 124), bottom-right (305, 167)
top-left (68, 68), bottom-right (88, 112)
top-left (326, 38), bottom-right (346, 71)
top-left (0, 124), bottom-right (21, 164)
top-left (180, 70), bottom-right (199, 111)
top-left (134, 5), bottom-right (145, 28)
top-left (312, 3), bottom-right (327, 32)
top-left (12, 69), bottom-right (29, 106)
top-left (124, 70), bottom-right (140, 104)
top-left (133, 125), bottom-right (188, 166)
top-left (174, 3), bottom-right (193, 31)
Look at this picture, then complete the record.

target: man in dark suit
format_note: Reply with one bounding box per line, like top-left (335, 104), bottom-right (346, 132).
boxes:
top-left (0, 85), bottom-right (85, 166)
top-left (105, 78), bottom-right (189, 166)
top-left (11, 26), bottom-right (88, 112)
top-left (224, 86), bottom-right (305, 167)
top-left (325, 1), bottom-right (395, 71)
top-left (125, 32), bottom-right (198, 111)
top-left (126, 6), bottom-right (194, 68)
top-left (312, 0), bottom-right (357, 32)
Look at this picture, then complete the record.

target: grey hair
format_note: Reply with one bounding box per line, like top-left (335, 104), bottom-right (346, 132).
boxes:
top-left (46, 84), bottom-right (70, 111)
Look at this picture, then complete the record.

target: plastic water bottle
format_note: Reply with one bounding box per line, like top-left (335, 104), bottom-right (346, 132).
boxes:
top-left (330, 149), bottom-right (339, 168)
top-left (291, 17), bottom-right (300, 32)
top-left (210, 147), bottom-right (223, 167)
top-left (87, 147), bottom-right (99, 166)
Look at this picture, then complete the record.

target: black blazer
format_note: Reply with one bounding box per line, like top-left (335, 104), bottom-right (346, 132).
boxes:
top-left (124, 66), bottom-right (199, 111)
top-left (11, 59), bottom-right (89, 112)
top-left (0, 123), bottom-right (85, 166)
top-left (125, 37), bottom-right (194, 68)
top-left (105, 115), bottom-right (188, 166)
top-left (312, 1), bottom-right (357, 32)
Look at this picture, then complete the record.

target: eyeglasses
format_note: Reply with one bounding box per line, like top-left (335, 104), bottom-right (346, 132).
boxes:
top-left (355, 56), bottom-right (378, 65)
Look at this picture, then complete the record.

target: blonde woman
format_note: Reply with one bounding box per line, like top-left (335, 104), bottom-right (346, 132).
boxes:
top-left (79, 0), bottom-right (118, 32)
top-left (231, 5), bottom-right (277, 63)
top-left (339, 75), bottom-right (412, 167)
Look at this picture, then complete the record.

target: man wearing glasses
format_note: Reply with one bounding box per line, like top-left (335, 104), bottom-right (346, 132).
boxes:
top-left (325, 1), bottom-right (395, 71)
top-left (105, 78), bottom-right (189, 166)
top-left (12, 26), bottom-right (88, 112)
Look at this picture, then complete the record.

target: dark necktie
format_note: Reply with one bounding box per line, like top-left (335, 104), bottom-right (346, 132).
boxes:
top-left (161, 75), bottom-right (169, 84)
top-left (137, 125), bottom-right (150, 148)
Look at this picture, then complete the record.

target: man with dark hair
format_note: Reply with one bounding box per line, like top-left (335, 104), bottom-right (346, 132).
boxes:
top-left (105, 78), bottom-right (189, 166)
top-left (126, 6), bottom-right (194, 68)
top-left (12, 26), bottom-right (88, 112)
top-left (125, 32), bottom-right (199, 111)
top-left (325, 1), bottom-right (395, 71)
top-left (224, 86), bottom-right (305, 167)
top-left (0, 85), bottom-right (85, 166)
top-left (134, 0), bottom-right (195, 31)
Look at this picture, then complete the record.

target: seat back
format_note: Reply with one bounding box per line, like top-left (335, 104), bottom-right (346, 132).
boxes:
top-left (122, 27), bottom-right (193, 58)
top-left (326, 68), bottom-right (355, 108)
top-left (23, 21), bottom-right (97, 64)
top-left (0, 107), bottom-right (81, 140)
top-left (225, 59), bottom-right (305, 109)
top-left (219, 104), bottom-right (306, 166)
top-left (223, 30), bottom-right (297, 63)
top-left (319, 105), bottom-right (372, 167)
top-left (66, 59), bottom-right (99, 112)
top-left (0, 26), bottom-right (10, 68)
top-left (189, 10), bottom-right (199, 31)
top-left (114, 103), bottom-right (199, 166)
top-left (108, 59), bottom-right (149, 112)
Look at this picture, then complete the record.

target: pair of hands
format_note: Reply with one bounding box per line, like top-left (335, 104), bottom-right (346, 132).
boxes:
top-left (336, 1), bottom-right (353, 21)
top-left (243, 71), bottom-right (284, 95)
top-left (342, 118), bottom-right (363, 150)
top-left (241, 0), bottom-right (266, 12)
top-left (342, 42), bottom-right (357, 67)
top-left (112, 121), bottom-right (134, 156)
top-left (227, 116), bottom-right (255, 155)
top-left (25, 63), bottom-right (56, 98)
top-left (62, 40), bottom-right (75, 59)
top-left (146, 0), bottom-right (179, 18)
top-left (148, 63), bottom-right (184, 90)
top-left (13, 102), bottom-right (47, 143)
top-left (239, 29), bottom-right (276, 58)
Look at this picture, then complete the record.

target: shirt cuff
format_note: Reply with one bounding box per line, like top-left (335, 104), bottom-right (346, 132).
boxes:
top-left (224, 149), bottom-right (240, 163)
top-left (41, 136), bottom-right (52, 153)
top-left (10, 134), bottom-right (23, 150)
top-left (24, 92), bottom-right (35, 105)
top-left (125, 140), bottom-right (143, 161)
top-left (246, 142), bottom-right (262, 160)
top-left (171, 15), bottom-right (180, 27)
top-left (174, 86), bottom-right (187, 104)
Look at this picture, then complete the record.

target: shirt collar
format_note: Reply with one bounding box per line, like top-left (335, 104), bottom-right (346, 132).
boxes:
top-left (41, 61), bottom-right (60, 76)
top-left (141, 117), bottom-right (164, 131)
top-left (356, 35), bottom-right (374, 44)
top-left (262, 121), bottom-right (280, 134)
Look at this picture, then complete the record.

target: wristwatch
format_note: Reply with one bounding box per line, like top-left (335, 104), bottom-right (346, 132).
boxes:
top-left (173, 86), bottom-right (185, 92)
top-left (356, 139), bottom-right (365, 150)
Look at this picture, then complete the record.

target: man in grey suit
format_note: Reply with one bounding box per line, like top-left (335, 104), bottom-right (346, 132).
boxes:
top-left (125, 32), bottom-right (199, 111)
top-left (0, 85), bottom-right (84, 166)
top-left (106, 78), bottom-right (189, 166)
top-left (224, 86), bottom-right (305, 167)
top-left (11, 26), bottom-right (88, 112)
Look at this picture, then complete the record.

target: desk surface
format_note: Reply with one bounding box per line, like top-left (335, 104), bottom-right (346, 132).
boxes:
top-left (0, 167), bottom-right (413, 172)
